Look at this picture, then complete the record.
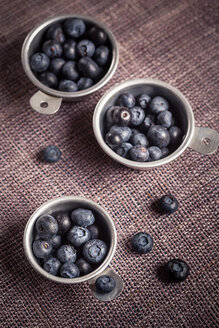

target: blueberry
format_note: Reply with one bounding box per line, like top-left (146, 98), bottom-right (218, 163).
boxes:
top-left (77, 39), bottom-right (95, 57)
top-left (71, 208), bottom-right (95, 227)
top-left (61, 61), bottom-right (79, 81)
top-left (147, 125), bottom-right (170, 148)
top-left (30, 52), bottom-right (50, 73)
top-left (137, 93), bottom-right (151, 109)
top-left (169, 126), bottom-right (182, 145)
top-left (113, 107), bottom-right (132, 127)
top-left (36, 214), bottom-right (58, 239)
top-left (165, 259), bottom-right (190, 282)
top-left (63, 18), bottom-right (86, 38)
top-left (157, 111), bottom-right (172, 128)
top-left (131, 232), bottom-right (153, 254)
top-left (131, 129), bottom-right (140, 136)
top-left (105, 106), bottom-right (121, 125)
top-left (94, 46), bottom-right (110, 66)
top-left (87, 26), bottom-right (107, 45)
top-left (60, 262), bottom-right (80, 278)
top-left (117, 93), bottom-right (135, 108)
top-left (58, 80), bottom-right (78, 92)
top-left (56, 212), bottom-right (71, 234)
top-left (33, 240), bottom-right (52, 258)
top-left (140, 115), bottom-right (155, 133)
top-left (63, 40), bottom-right (77, 60)
top-left (76, 258), bottom-right (92, 275)
top-left (83, 239), bottom-right (108, 264)
top-left (87, 224), bottom-right (99, 239)
top-left (50, 58), bottom-right (65, 75)
top-left (158, 194), bottom-right (179, 214)
top-left (43, 257), bottom-right (61, 276)
top-left (116, 142), bottom-right (133, 158)
top-left (43, 145), bottom-right (62, 163)
top-left (130, 106), bottom-right (145, 126)
top-left (46, 24), bottom-right (65, 44)
top-left (110, 125), bottom-right (132, 142)
top-left (77, 77), bottom-right (93, 90)
top-left (38, 72), bottom-right (58, 89)
top-left (105, 131), bottom-right (123, 149)
top-left (148, 146), bottom-right (162, 161)
top-left (78, 56), bottom-right (100, 80)
top-left (129, 145), bottom-right (149, 162)
top-left (149, 96), bottom-right (169, 114)
top-left (161, 147), bottom-right (170, 158)
top-left (67, 226), bottom-right (90, 247)
top-left (42, 40), bottom-right (62, 58)
top-left (57, 245), bottom-right (77, 263)
top-left (95, 275), bottom-right (116, 293)
top-left (130, 133), bottom-right (149, 147)
top-left (50, 234), bottom-right (62, 249)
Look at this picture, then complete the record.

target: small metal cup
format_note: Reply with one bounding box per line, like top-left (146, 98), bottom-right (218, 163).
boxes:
top-left (93, 78), bottom-right (219, 170)
top-left (21, 15), bottom-right (119, 115)
top-left (23, 196), bottom-right (123, 301)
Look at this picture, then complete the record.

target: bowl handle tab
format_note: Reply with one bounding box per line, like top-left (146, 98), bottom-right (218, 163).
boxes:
top-left (30, 91), bottom-right (62, 115)
top-left (189, 127), bottom-right (219, 155)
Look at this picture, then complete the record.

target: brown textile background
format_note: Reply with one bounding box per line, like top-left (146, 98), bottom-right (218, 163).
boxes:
top-left (0, 0), bottom-right (218, 327)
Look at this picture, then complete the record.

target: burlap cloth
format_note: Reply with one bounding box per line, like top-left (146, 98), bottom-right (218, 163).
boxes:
top-left (0, 0), bottom-right (218, 327)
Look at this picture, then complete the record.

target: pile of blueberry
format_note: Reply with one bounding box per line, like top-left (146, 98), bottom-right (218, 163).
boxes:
top-left (30, 18), bottom-right (111, 92)
top-left (32, 208), bottom-right (108, 278)
top-left (104, 93), bottom-right (182, 162)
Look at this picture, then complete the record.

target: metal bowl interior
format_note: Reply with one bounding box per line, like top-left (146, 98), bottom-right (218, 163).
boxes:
top-left (93, 79), bottom-right (195, 169)
top-left (23, 196), bottom-right (117, 284)
top-left (21, 14), bottom-right (119, 101)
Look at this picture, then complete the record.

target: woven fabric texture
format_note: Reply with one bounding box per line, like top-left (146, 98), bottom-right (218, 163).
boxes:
top-left (0, 0), bottom-right (218, 327)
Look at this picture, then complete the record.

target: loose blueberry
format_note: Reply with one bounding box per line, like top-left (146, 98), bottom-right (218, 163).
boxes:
top-left (33, 240), bottom-right (52, 258)
top-left (117, 93), bottom-right (135, 108)
top-left (77, 39), bottom-right (95, 57)
top-left (87, 26), bottom-right (107, 45)
top-left (95, 275), bottom-right (116, 293)
top-left (77, 77), bottom-right (93, 90)
top-left (76, 258), bottom-right (92, 276)
top-left (36, 214), bottom-right (58, 239)
top-left (149, 96), bottom-right (169, 114)
top-left (38, 72), bottom-right (58, 89)
top-left (44, 257), bottom-right (61, 276)
top-left (116, 142), bottom-right (133, 158)
top-left (140, 115), bottom-right (155, 133)
top-left (43, 145), bottom-right (62, 163)
top-left (130, 145), bottom-right (149, 162)
top-left (50, 58), bottom-right (65, 75)
top-left (94, 46), bottom-right (110, 66)
top-left (71, 208), bottom-right (95, 227)
top-left (83, 239), bottom-right (108, 264)
top-left (78, 56), bottom-right (100, 80)
top-left (50, 234), bottom-right (62, 249)
top-left (63, 18), bottom-right (86, 38)
top-left (165, 259), bottom-right (190, 282)
top-left (63, 39), bottom-right (77, 60)
top-left (46, 24), bottom-right (65, 44)
top-left (147, 125), bottom-right (170, 148)
top-left (157, 111), bottom-right (172, 128)
top-left (67, 226), bottom-right (90, 247)
top-left (57, 244), bottom-right (77, 263)
top-left (110, 125), bottom-right (132, 142)
top-left (58, 80), bottom-right (78, 92)
top-left (60, 262), bottom-right (80, 278)
top-left (137, 93), bottom-right (151, 109)
top-left (87, 224), bottom-right (99, 239)
top-left (130, 106), bottom-right (145, 126)
top-left (161, 147), bottom-right (170, 158)
top-left (61, 61), bottom-right (79, 81)
top-left (105, 130), bottom-right (123, 149)
top-left (148, 146), bottom-right (162, 161)
top-left (169, 126), bottom-right (182, 145)
top-left (42, 40), bottom-right (62, 58)
top-left (30, 52), bottom-right (50, 73)
top-left (56, 212), bottom-right (71, 234)
top-left (105, 106), bottom-right (121, 125)
top-left (131, 232), bottom-right (153, 254)
top-left (158, 194), bottom-right (179, 214)
top-left (113, 107), bottom-right (131, 127)
top-left (130, 133), bottom-right (149, 147)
